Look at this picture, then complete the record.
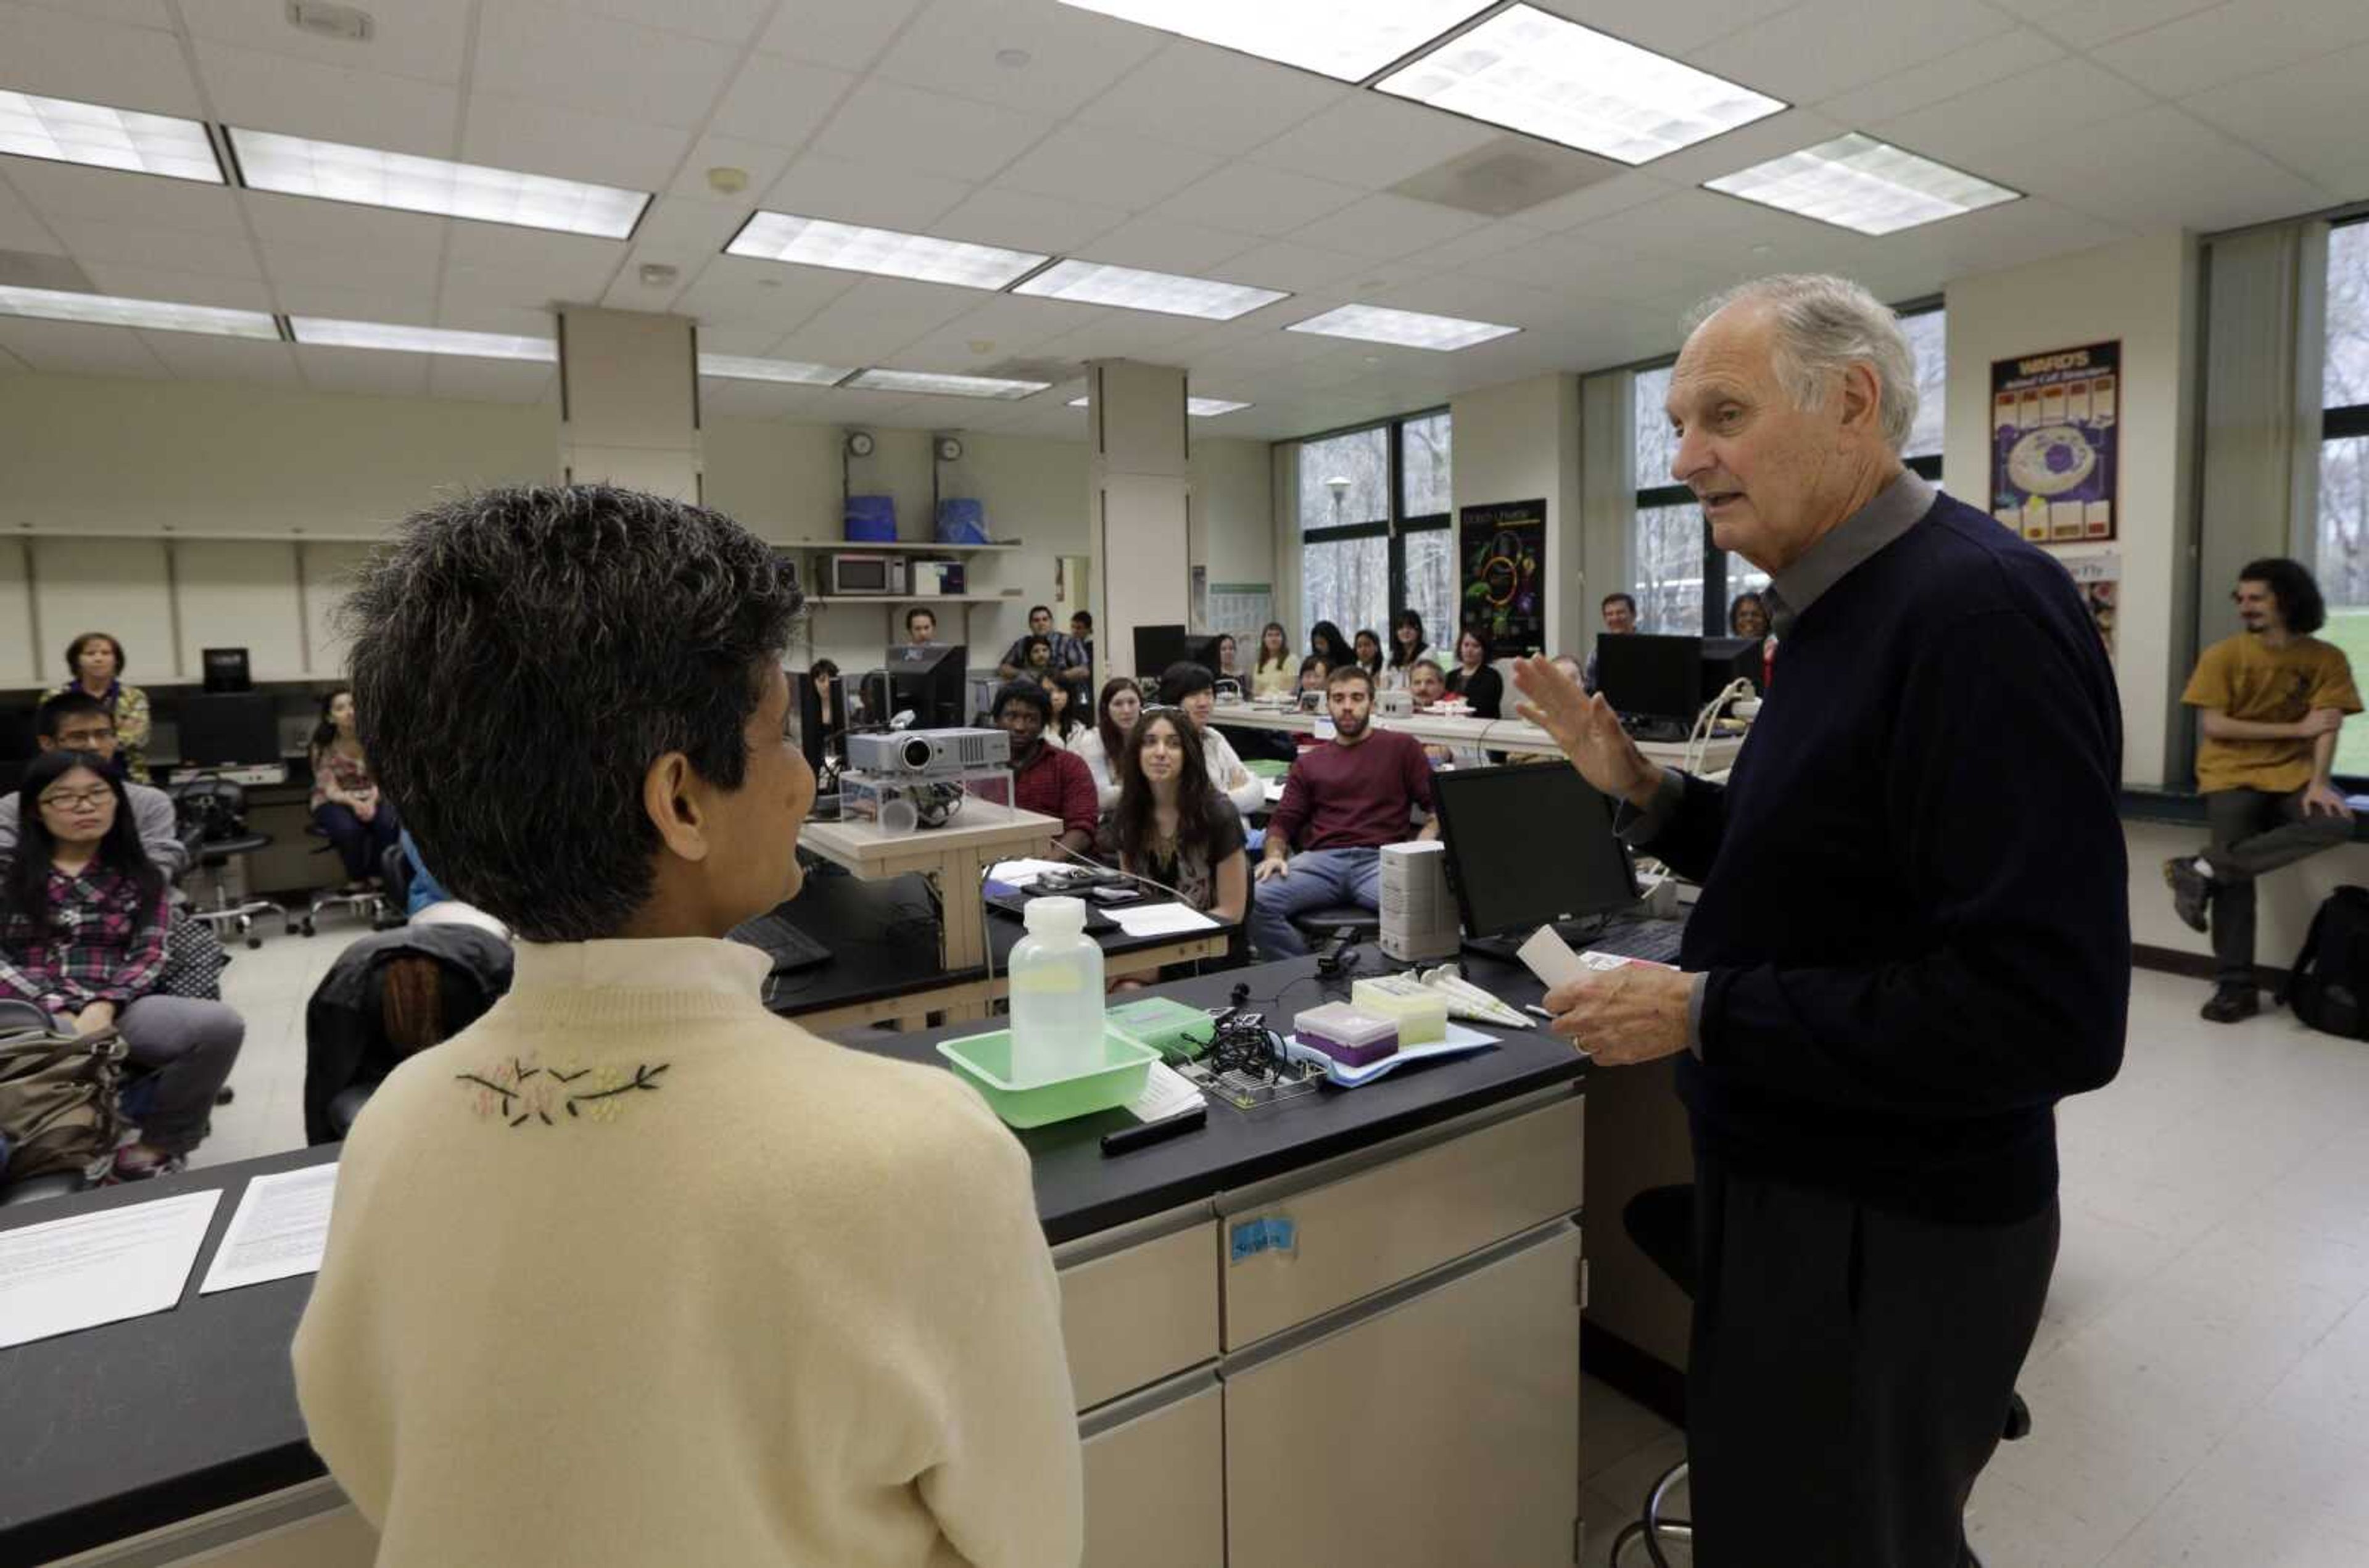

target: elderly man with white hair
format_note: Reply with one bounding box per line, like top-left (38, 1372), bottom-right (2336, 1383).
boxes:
top-left (1513, 275), bottom-right (2128, 1566)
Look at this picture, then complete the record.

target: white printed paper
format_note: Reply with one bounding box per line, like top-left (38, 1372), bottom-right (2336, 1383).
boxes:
top-left (1127, 1060), bottom-right (1207, 1121)
top-left (1514, 925), bottom-right (1590, 991)
top-left (1109, 902), bottom-right (1223, 938)
top-left (0, 1189), bottom-right (221, 1350)
top-left (200, 1163), bottom-right (339, 1294)
top-left (988, 858), bottom-right (1074, 889)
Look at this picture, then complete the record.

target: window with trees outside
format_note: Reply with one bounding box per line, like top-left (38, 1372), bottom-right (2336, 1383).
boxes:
top-left (2318, 218), bottom-right (2369, 779)
top-left (1629, 305), bottom-right (1946, 636)
top-left (1296, 411), bottom-right (1453, 657)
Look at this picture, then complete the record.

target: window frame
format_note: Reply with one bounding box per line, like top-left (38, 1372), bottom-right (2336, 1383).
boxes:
top-left (1294, 406), bottom-right (1455, 633)
top-left (2321, 215), bottom-right (2369, 788)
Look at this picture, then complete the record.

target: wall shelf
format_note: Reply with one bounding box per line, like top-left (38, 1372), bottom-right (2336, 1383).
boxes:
top-left (775, 538), bottom-right (1020, 554)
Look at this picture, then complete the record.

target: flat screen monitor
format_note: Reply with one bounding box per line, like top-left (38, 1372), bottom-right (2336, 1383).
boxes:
top-left (882, 642), bottom-right (968, 728)
top-left (1597, 633), bottom-right (1702, 724)
top-left (1700, 635), bottom-right (1764, 700)
top-left (1132, 623), bottom-right (1188, 681)
top-left (201, 646), bottom-right (252, 693)
top-left (1181, 633), bottom-right (1223, 677)
top-left (1432, 762), bottom-right (1639, 939)
top-left (176, 693), bottom-right (281, 769)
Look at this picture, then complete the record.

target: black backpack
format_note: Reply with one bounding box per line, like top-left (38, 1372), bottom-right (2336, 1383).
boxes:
top-left (2280, 886), bottom-right (2369, 1039)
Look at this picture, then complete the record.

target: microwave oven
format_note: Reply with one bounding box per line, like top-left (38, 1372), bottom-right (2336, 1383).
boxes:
top-left (824, 553), bottom-right (906, 595)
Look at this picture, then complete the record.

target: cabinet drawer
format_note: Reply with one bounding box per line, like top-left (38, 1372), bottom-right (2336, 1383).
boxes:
top-left (1080, 1375), bottom-right (1224, 1568)
top-left (1059, 1215), bottom-right (1218, 1411)
top-left (1221, 1092), bottom-right (1582, 1349)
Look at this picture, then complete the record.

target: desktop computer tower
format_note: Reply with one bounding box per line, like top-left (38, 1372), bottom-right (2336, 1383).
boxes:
top-left (1380, 840), bottom-right (1460, 962)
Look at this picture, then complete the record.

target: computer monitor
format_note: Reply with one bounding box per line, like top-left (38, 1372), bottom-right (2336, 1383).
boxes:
top-left (176, 693), bottom-right (281, 769)
top-left (202, 647), bottom-right (252, 693)
top-left (882, 642), bottom-right (968, 728)
top-left (1700, 635), bottom-right (1764, 701)
top-left (1181, 633), bottom-right (1223, 677)
top-left (1132, 623), bottom-right (1188, 680)
top-left (1432, 763), bottom-right (1639, 941)
top-left (1597, 633), bottom-right (1702, 725)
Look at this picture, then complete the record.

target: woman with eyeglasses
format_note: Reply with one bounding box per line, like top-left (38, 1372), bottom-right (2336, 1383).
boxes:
top-left (1101, 708), bottom-right (1248, 943)
top-left (1072, 677), bottom-right (1143, 812)
top-left (0, 749), bottom-right (244, 1180)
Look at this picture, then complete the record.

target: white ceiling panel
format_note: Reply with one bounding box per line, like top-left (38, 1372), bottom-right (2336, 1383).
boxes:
top-left (758, 153), bottom-right (973, 231)
top-left (706, 52), bottom-right (860, 149)
top-left (1074, 215), bottom-right (1260, 273)
top-left (460, 94), bottom-right (694, 192)
top-left (1613, 108), bottom-right (1844, 191)
top-left (1210, 239), bottom-right (1400, 294)
top-left (622, 195), bottom-right (747, 257)
top-left (872, 0), bottom-right (1164, 118)
top-left (1501, 170), bottom-right (1674, 233)
top-left (888, 297), bottom-right (1105, 365)
top-left (1989, 0), bottom-right (2218, 48)
top-left (1688, 0), bottom-right (2019, 108)
top-left (49, 215), bottom-right (262, 276)
top-left (993, 123), bottom-right (1221, 210)
top-left (1527, 0), bottom-right (1803, 56)
top-left (80, 263), bottom-right (275, 310)
top-left (936, 184), bottom-right (1128, 253)
top-left (439, 299), bottom-right (562, 337)
top-left (2179, 39), bottom-right (2369, 192)
top-left (267, 279), bottom-right (440, 322)
top-left (4, 160), bottom-right (248, 233)
top-left (181, 0), bottom-right (475, 86)
top-left (1978, 103), bottom-right (2331, 232)
top-left (1393, 219), bottom-right (1567, 275)
top-left (194, 43), bottom-right (460, 160)
top-left (752, 0), bottom-right (928, 73)
top-left (1149, 163), bottom-right (1365, 239)
top-left (0, 174), bottom-right (64, 252)
top-left (537, 0), bottom-right (778, 47)
top-left (472, 0), bottom-right (743, 128)
top-left (810, 79), bottom-right (1056, 183)
top-left (442, 225), bottom-right (625, 303)
top-left (139, 331), bottom-right (304, 387)
top-left (1570, 189), bottom-right (1769, 255)
top-left (297, 344), bottom-right (433, 397)
top-left (0, 316), bottom-right (165, 376)
top-left (1366, 273), bottom-right (1571, 329)
top-left (244, 191), bottom-right (450, 271)
top-left (1072, 41), bottom-right (1347, 157)
top-left (0, 4), bottom-right (204, 116)
top-left (1287, 192), bottom-right (1488, 261)
top-left (1455, 229), bottom-right (1640, 295)
top-left (14, 0), bottom-right (174, 27)
top-left (428, 354), bottom-right (556, 403)
top-left (686, 318), bottom-right (782, 355)
top-left (1868, 56), bottom-right (2154, 170)
top-left (2090, 0), bottom-right (2369, 98)
top-left (1038, 308), bottom-right (1212, 359)
top-left (1249, 94), bottom-right (1503, 191)
top-left (1811, 27), bottom-right (2064, 127)
top-left (663, 136), bottom-right (798, 209)
top-left (673, 254), bottom-right (859, 324)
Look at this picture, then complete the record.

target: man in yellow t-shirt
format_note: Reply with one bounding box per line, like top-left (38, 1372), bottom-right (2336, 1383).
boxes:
top-left (2166, 558), bottom-right (2362, 1022)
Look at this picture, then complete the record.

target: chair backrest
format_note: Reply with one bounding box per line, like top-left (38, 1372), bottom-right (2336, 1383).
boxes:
top-left (172, 777), bottom-right (250, 841)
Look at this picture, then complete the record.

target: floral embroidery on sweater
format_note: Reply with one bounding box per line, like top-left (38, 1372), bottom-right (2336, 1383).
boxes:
top-left (457, 1056), bottom-right (669, 1126)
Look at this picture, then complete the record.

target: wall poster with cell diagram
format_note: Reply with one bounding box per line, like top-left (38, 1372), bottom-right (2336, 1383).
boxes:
top-left (1991, 340), bottom-right (2119, 544)
top-left (1458, 498), bottom-right (1545, 655)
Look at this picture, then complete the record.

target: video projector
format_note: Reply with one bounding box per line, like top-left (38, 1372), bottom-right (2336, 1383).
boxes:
top-left (843, 727), bottom-right (1011, 779)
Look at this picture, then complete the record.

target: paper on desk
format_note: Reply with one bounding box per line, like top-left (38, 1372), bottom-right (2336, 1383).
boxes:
top-left (988, 858), bottom-right (1074, 889)
top-left (200, 1163), bottom-right (339, 1294)
top-left (1127, 1060), bottom-right (1207, 1121)
top-left (0, 1189), bottom-right (221, 1350)
top-left (1109, 902), bottom-right (1222, 938)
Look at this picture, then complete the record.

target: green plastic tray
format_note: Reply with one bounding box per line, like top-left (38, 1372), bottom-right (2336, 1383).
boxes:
top-left (937, 1021), bottom-right (1160, 1129)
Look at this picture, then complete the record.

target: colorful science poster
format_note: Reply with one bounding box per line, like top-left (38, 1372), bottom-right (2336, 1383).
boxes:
top-left (1457, 499), bottom-right (1545, 655)
top-left (1991, 340), bottom-right (2120, 544)
top-left (2062, 551), bottom-right (2121, 663)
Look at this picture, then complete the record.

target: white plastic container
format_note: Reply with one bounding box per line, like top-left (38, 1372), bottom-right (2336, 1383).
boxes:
top-left (1007, 896), bottom-right (1107, 1085)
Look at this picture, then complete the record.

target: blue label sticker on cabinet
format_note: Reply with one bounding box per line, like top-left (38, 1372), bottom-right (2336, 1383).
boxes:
top-left (1229, 1215), bottom-right (1297, 1264)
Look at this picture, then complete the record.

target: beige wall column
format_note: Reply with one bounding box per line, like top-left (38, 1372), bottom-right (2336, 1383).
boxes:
top-left (1087, 360), bottom-right (1191, 680)
top-left (556, 307), bottom-right (701, 502)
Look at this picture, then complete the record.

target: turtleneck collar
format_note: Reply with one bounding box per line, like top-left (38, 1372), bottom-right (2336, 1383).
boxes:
top-left (492, 936), bottom-right (772, 1026)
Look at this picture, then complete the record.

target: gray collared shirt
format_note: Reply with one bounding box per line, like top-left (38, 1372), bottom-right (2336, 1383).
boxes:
top-left (1615, 468), bottom-right (1934, 1055)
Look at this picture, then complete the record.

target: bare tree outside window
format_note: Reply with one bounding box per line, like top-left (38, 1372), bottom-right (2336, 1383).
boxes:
top-left (2315, 221), bottom-right (2369, 776)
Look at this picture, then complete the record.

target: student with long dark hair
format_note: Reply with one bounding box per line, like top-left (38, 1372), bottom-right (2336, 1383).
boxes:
top-left (1353, 629), bottom-right (1385, 683)
top-left (1384, 609), bottom-right (1428, 690)
top-left (311, 687), bottom-right (401, 889)
top-left (1309, 620), bottom-right (1350, 671)
top-left (1445, 627), bottom-right (1505, 719)
top-left (1105, 709), bottom-right (1248, 928)
top-left (1, 749), bottom-right (244, 1179)
top-left (1073, 676), bottom-right (1143, 811)
top-left (1252, 622), bottom-right (1295, 698)
top-left (1041, 675), bottom-right (1086, 748)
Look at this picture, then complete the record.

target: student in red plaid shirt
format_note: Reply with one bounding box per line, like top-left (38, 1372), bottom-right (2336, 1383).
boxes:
top-left (1, 750), bottom-right (243, 1180)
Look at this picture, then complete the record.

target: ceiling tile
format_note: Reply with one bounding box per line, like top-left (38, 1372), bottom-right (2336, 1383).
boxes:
top-left (673, 254), bottom-right (859, 326)
top-left (1365, 273), bottom-right (1570, 329)
top-left (1149, 163), bottom-right (1365, 239)
top-left (993, 123), bottom-right (1221, 210)
top-left (936, 185), bottom-right (1128, 253)
top-left (2180, 38), bottom-right (2369, 192)
top-left (441, 225), bottom-right (624, 303)
top-left (663, 136), bottom-right (798, 208)
top-left (79, 263), bottom-right (275, 310)
top-left (50, 215), bottom-right (263, 277)
top-left (260, 239), bottom-right (443, 300)
top-left (758, 152), bottom-right (974, 230)
top-left (196, 41), bottom-right (461, 160)
top-left (1072, 41), bottom-right (1347, 157)
top-left (811, 80), bottom-right (1056, 183)
top-left (1993, 0), bottom-right (2226, 50)
top-left (461, 94), bottom-right (694, 191)
top-left (687, 318), bottom-right (782, 355)
top-left (1210, 239), bottom-right (1396, 294)
top-left (623, 196), bottom-right (746, 257)
top-left (297, 344), bottom-right (433, 397)
top-left (535, 0), bottom-right (776, 46)
top-left (0, 175), bottom-right (65, 254)
top-left (1038, 309), bottom-right (1212, 361)
top-left (1072, 215), bottom-right (1259, 273)
top-left (1392, 220), bottom-right (1563, 274)
top-left (441, 299), bottom-right (561, 337)
top-left (473, 0), bottom-right (742, 128)
top-left (698, 378), bottom-right (834, 418)
top-left (1632, 109), bottom-right (1843, 190)
top-left (14, 0), bottom-right (175, 27)
top-left (1871, 57), bottom-right (2158, 170)
top-left (706, 52), bottom-right (861, 149)
top-left (1977, 103), bottom-right (2330, 231)
top-left (1456, 229), bottom-right (1638, 295)
top-left (1526, 0), bottom-right (1803, 56)
top-left (752, 0), bottom-right (928, 73)
top-left (0, 317), bottom-right (166, 378)
top-left (888, 297), bottom-right (1107, 368)
top-left (1250, 94), bottom-right (1504, 191)
top-left (3, 161), bottom-right (249, 234)
top-left (1502, 171), bottom-right (1675, 233)
top-left (872, 0), bottom-right (1164, 118)
top-left (1287, 194), bottom-right (1487, 262)
top-left (181, 0), bottom-right (475, 85)
top-left (244, 191), bottom-right (450, 270)
top-left (139, 332), bottom-right (304, 388)
top-left (2091, 0), bottom-right (2369, 98)
top-left (1688, 0), bottom-right (2017, 107)
top-left (0, 3), bottom-right (204, 115)
top-left (1578, 188), bottom-right (1786, 256)
top-left (1811, 27), bottom-right (2064, 126)
top-left (428, 354), bottom-right (558, 403)
top-left (268, 279), bottom-right (440, 321)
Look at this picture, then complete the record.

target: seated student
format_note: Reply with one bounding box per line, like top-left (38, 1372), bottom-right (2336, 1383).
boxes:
top-left (1353, 629), bottom-right (1386, 686)
top-left (1159, 662), bottom-right (1266, 819)
top-left (1584, 591), bottom-right (1639, 694)
top-left (1249, 666), bottom-right (1437, 959)
top-left (1251, 621), bottom-right (1296, 698)
top-left (1289, 655), bottom-right (1336, 753)
top-left (1383, 609), bottom-right (1429, 692)
top-left (1041, 674), bottom-right (1086, 749)
top-left (1072, 677), bottom-right (1143, 812)
top-left (292, 484), bottom-right (1081, 1568)
top-left (52, 630), bottom-right (154, 783)
top-left (904, 606), bottom-right (936, 647)
top-left (1098, 709), bottom-right (1249, 975)
top-left (998, 605), bottom-right (1088, 683)
top-left (993, 679), bottom-right (1099, 857)
top-left (1215, 633), bottom-right (1241, 683)
top-left (1, 751), bottom-right (243, 1180)
top-left (0, 693), bottom-right (187, 878)
top-left (1407, 658), bottom-right (1484, 768)
top-left (1070, 609), bottom-right (1094, 676)
top-left (310, 688), bottom-right (401, 891)
top-left (1444, 627), bottom-right (1505, 718)
top-left (1309, 619), bottom-right (1352, 672)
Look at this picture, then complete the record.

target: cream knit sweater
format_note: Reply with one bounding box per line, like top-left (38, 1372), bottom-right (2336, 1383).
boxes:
top-left (293, 938), bottom-right (1082, 1567)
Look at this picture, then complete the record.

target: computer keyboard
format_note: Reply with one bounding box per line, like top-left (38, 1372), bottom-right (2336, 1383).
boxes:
top-left (1582, 917), bottom-right (1687, 966)
top-left (727, 912), bottom-right (834, 975)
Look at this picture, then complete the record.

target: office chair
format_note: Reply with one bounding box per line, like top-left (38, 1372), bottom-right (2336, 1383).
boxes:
top-left (172, 778), bottom-right (290, 950)
top-left (1608, 1183), bottom-right (2032, 1567)
top-left (300, 824), bottom-right (387, 936)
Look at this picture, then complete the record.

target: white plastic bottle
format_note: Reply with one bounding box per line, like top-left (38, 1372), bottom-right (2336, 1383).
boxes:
top-left (1007, 896), bottom-right (1106, 1084)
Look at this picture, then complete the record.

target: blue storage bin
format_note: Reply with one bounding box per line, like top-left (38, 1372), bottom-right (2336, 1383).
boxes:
top-left (845, 494), bottom-right (897, 542)
top-left (935, 497), bottom-right (991, 545)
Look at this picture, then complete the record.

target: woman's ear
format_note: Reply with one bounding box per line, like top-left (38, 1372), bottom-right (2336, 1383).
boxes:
top-left (641, 752), bottom-right (712, 863)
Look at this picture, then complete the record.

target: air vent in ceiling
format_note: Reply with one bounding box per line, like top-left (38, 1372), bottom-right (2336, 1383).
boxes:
top-left (286, 1), bottom-right (374, 42)
top-left (1389, 135), bottom-right (1622, 218)
top-left (974, 357), bottom-right (1080, 387)
top-left (0, 251), bottom-right (95, 292)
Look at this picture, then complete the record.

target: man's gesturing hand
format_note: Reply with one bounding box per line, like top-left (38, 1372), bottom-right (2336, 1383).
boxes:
top-left (1510, 654), bottom-right (1663, 809)
top-left (1541, 962), bottom-right (1695, 1066)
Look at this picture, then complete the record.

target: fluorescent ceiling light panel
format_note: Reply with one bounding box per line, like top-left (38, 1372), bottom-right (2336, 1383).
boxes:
top-left (1057, 0), bottom-right (1492, 84)
top-left (1014, 259), bottom-right (1287, 321)
top-left (1286, 303), bottom-right (1517, 351)
top-left (289, 317), bottom-right (556, 361)
top-left (1070, 394), bottom-right (1255, 416)
top-left (0, 91), bottom-right (223, 182)
top-left (0, 284), bottom-right (275, 338)
top-left (1703, 133), bottom-right (2019, 236)
top-left (1377, 6), bottom-right (1785, 166)
top-left (697, 353), bottom-right (853, 386)
top-left (848, 368), bottom-right (1050, 400)
top-left (228, 128), bottom-right (648, 238)
top-left (729, 212), bottom-right (1048, 291)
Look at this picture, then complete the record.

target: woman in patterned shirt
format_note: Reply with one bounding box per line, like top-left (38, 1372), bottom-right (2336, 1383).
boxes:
top-left (1, 751), bottom-right (244, 1179)
top-left (311, 688), bottom-right (402, 891)
top-left (52, 631), bottom-right (153, 784)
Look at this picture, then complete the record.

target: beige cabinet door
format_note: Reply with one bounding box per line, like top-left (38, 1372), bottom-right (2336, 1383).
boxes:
top-left (1081, 1374), bottom-right (1225, 1568)
top-left (1224, 1223), bottom-right (1583, 1568)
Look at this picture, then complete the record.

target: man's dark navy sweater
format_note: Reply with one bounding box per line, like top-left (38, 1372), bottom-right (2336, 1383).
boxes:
top-left (1656, 490), bottom-right (2128, 1224)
